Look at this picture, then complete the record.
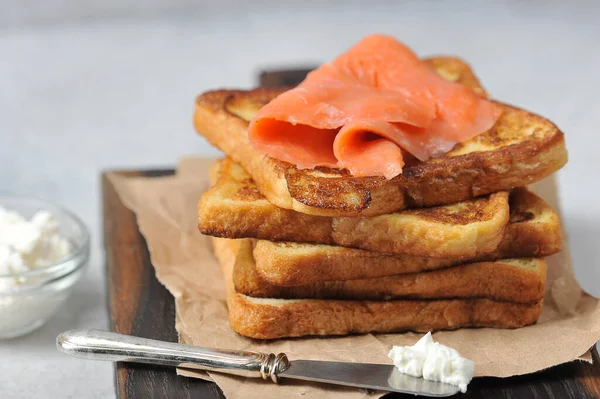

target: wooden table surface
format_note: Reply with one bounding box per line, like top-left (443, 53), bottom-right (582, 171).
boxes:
top-left (102, 69), bottom-right (600, 398)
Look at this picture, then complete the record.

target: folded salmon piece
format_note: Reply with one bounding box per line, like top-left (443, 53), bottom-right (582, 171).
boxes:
top-left (248, 34), bottom-right (502, 179)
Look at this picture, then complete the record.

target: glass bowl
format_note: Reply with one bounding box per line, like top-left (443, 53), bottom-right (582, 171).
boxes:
top-left (0, 196), bottom-right (90, 339)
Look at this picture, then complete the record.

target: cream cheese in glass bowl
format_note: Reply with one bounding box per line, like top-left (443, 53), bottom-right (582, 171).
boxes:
top-left (0, 196), bottom-right (89, 339)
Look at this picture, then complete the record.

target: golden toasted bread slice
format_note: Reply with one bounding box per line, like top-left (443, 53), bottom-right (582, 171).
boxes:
top-left (213, 237), bottom-right (543, 339)
top-left (234, 239), bottom-right (546, 303)
top-left (252, 187), bottom-right (561, 286)
top-left (199, 158), bottom-right (510, 259)
top-left (194, 57), bottom-right (567, 217)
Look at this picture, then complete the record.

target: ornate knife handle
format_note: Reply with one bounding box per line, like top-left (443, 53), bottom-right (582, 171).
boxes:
top-left (57, 330), bottom-right (290, 383)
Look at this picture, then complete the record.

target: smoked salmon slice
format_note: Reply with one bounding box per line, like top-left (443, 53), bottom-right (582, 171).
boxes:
top-left (248, 34), bottom-right (502, 179)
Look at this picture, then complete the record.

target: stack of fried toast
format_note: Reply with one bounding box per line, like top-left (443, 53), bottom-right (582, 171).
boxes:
top-left (194, 57), bottom-right (567, 339)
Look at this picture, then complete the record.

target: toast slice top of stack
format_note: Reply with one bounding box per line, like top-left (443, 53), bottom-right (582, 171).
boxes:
top-left (233, 238), bottom-right (546, 303)
top-left (200, 158), bottom-right (510, 259)
top-left (213, 237), bottom-right (544, 339)
top-left (194, 57), bottom-right (567, 217)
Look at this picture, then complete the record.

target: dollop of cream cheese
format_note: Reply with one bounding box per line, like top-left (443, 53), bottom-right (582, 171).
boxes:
top-left (388, 332), bottom-right (474, 393)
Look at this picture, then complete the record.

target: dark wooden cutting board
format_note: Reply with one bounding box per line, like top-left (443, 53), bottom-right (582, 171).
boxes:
top-left (102, 69), bottom-right (600, 399)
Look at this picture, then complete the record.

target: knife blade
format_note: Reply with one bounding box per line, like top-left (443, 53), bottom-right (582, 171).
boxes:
top-left (280, 360), bottom-right (459, 396)
top-left (57, 329), bottom-right (459, 396)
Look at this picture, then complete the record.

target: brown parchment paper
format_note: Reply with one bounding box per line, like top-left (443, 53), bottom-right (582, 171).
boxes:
top-left (109, 157), bottom-right (600, 398)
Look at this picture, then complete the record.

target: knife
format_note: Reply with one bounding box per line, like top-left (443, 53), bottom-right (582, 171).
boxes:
top-left (56, 329), bottom-right (459, 397)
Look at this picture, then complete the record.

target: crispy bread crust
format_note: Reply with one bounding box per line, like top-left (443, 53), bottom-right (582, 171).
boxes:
top-left (253, 241), bottom-right (465, 285)
top-left (194, 58), bottom-right (567, 217)
top-left (493, 187), bottom-right (563, 257)
top-left (199, 158), bottom-right (510, 259)
top-left (230, 295), bottom-right (544, 339)
top-left (251, 188), bottom-right (561, 285)
top-left (233, 239), bottom-right (546, 302)
top-left (213, 237), bottom-right (543, 339)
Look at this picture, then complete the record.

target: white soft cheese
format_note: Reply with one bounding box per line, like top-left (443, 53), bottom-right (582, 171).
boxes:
top-left (388, 332), bottom-right (474, 393)
top-left (0, 207), bottom-right (71, 286)
top-left (0, 206), bottom-right (75, 338)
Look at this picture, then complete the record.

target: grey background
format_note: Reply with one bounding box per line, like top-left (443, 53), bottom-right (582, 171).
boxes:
top-left (1, 1), bottom-right (599, 397)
